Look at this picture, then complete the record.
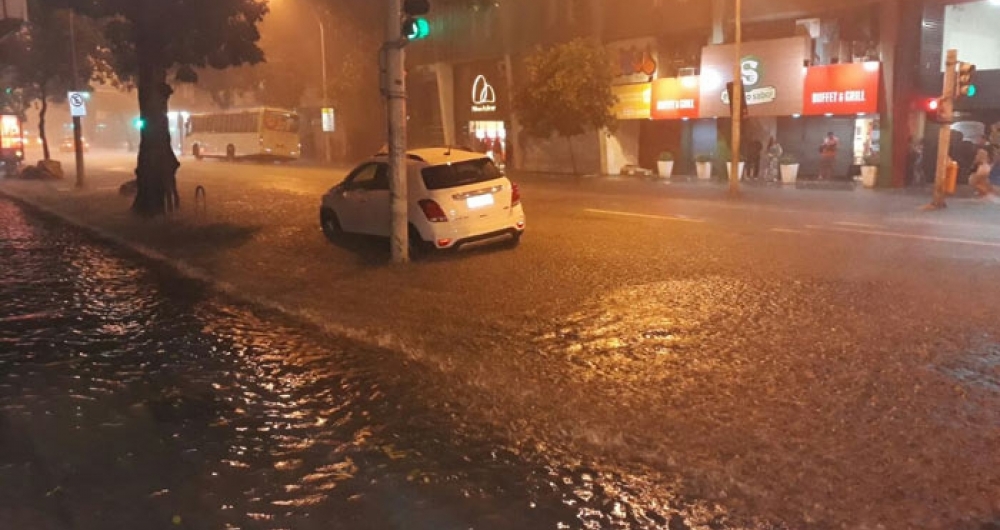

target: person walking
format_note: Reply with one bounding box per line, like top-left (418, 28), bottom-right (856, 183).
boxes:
top-left (969, 147), bottom-right (993, 198)
top-left (819, 131), bottom-right (839, 180)
top-left (765, 136), bottom-right (783, 182)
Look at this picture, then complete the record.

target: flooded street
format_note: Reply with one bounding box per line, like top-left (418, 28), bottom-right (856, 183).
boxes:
top-left (0, 198), bottom-right (745, 529)
top-left (0, 197), bottom-right (568, 529)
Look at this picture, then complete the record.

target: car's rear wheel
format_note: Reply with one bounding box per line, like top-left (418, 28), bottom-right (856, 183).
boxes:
top-left (408, 225), bottom-right (432, 260)
top-left (508, 231), bottom-right (522, 247)
top-left (320, 209), bottom-right (343, 242)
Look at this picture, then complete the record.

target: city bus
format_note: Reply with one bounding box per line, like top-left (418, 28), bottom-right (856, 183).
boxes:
top-left (185, 107), bottom-right (301, 161)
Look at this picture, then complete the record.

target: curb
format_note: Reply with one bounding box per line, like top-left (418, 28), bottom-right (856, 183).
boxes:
top-left (0, 187), bottom-right (426, 361)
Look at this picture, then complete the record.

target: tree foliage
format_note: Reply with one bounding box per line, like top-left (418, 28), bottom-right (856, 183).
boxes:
top-left (51, 0), bottom-right (269, 216)
top-left (514, 38), bottom-right (617, 139)
top-left (0, 2), bottom-right (107, 160)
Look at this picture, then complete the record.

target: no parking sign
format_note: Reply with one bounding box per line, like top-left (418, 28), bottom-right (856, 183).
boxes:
top-left (68, 92), bottom-right (88, 117)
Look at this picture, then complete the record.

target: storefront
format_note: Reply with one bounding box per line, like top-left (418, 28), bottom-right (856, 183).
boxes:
top-left (603, 38), bottom-right (660, 175)
top-left (454, 64), bottom-right (510, 168)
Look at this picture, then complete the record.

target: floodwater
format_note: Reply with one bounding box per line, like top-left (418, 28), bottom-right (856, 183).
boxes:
top-left (0, 197), bottom-right (749, 530)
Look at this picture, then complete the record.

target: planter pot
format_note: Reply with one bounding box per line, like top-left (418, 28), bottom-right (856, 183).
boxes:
top-left (861, 165), bottom-right (878, 188)
top-left (780, 163), bottom-right (799, 184)
top-left (726, 162), bottom-right (745, 179)
top-left (695, 161), bottom-right (712, 180)
top-left (657, 160), bottom-right (674, 179)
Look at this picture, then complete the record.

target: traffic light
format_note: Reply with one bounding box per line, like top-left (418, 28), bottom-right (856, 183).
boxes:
top-left (957, 62), bottom-right (977, 98)
top-left (133, 117), bottom-right (145, 130)
top-left (726, 81), bottom-right (749, 120)
top-left (402, 17), bottom-right (430, 40)
top-left (402, 0), bottom-right (430, 41)
top-left (924, 97), bottom-right (949, 123)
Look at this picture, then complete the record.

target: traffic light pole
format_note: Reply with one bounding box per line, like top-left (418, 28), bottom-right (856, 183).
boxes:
top-left (928, 49), bottom-right (957, 210)
top-left (729, 0), bottom-right (742, 198)
top-left (385, 0), bottom-right (409, 263)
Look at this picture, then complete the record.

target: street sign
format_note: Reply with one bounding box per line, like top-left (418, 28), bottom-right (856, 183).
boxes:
top-left (321, 107), bottom-right (335, 132)
top-left (68, 91), bottom-right (87, 117)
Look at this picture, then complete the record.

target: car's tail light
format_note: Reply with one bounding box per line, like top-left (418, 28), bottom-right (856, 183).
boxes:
top-left (419, 199), bottom-right (448, 222)
top-left (511, 183), bottom-right (521, 207)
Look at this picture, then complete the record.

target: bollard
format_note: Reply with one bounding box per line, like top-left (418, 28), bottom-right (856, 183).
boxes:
top-left (194, 185), bottom-right (207, 216)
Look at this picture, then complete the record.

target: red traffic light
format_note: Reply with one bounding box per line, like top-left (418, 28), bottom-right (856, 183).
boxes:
top-left (926, 98), bottom-right (939, 112)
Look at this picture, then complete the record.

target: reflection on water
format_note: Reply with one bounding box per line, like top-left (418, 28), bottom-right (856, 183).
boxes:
top-left (0, 199), bottom-right (756, 529)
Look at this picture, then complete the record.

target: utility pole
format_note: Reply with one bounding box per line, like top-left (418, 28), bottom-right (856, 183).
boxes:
top-left (69, 10), bottom-right (85, 188)
top-left (385, 0), bottom-right (409, 262)
top-left (928, 49), bottom-right (957, 210)
top-left (315, 11), bottom-right (331, 164)
top-left (729, 0), bottom-right (742, 197)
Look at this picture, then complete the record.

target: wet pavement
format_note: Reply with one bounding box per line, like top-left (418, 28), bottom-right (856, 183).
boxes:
top-left (5, 155), bottom-right (1000, 529)
top-left (0, 197), bottom-right (762, 529)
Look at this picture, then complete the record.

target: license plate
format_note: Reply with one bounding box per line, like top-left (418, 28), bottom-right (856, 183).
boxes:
top-left (466, 194), bottom-right (494, 209)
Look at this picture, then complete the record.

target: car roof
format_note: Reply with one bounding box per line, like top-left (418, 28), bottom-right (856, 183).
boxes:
top-left (373, 147), bottom-right (489, 167)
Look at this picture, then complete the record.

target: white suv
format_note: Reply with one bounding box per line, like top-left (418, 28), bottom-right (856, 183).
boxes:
top-left (320, 148), bottom-right (525, 256)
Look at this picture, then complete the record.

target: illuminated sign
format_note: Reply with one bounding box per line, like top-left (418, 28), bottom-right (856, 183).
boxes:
top-left (471, 75), bottom-right (497, 113)
top-left (699, 36), bottom-right (809, 117)
top-left (650, 77), bottom-right (700, 120)
top-left (803, 62), bottom-right (880, 115)
top-left (612, 83), bottom-right (651, 120)
top-left (719, 57), bottom-right (777, 106)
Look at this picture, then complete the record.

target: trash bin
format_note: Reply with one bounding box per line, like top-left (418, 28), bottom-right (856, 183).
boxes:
top-left (945, 159), bottom-right (959, 194)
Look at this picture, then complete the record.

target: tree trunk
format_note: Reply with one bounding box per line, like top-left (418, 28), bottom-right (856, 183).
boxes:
top-left (131, 56), bottom-right (180, 217)
top-left (38, 86), bottom-right (50, 161)
top-left (566, 135), bottom-right (578, 175)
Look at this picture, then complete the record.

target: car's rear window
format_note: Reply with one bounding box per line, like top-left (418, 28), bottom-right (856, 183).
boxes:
top-left (421, 158), bottom-right (502, 190)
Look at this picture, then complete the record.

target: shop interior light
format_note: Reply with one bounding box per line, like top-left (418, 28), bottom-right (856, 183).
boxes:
top-left (863, 61), bottom-right (880, 72)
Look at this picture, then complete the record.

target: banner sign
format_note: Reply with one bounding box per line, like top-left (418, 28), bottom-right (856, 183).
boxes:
top-left (803, 62), bottom-right (881, 116)
top-left (650, 77), bottom-right (700, 120)
top-left (612, 83), bottom-right (651, 120)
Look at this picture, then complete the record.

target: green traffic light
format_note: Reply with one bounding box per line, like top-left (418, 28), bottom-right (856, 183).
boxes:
top-left (134, 118), bottom-right (145, 130)
top-left (404, 17), bottom-right (430, 40)
top-left (967, 84), bottom-right (977, 97)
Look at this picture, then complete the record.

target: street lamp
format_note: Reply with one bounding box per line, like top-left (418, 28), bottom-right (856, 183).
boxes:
top-left (273, 0), bottom-right (331, 162)
top-left (308, 3), bottom-right (332, 163)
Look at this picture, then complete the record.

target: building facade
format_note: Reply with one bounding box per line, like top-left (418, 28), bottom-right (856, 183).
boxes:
top-left (408, 0), bottom-right (923, 185)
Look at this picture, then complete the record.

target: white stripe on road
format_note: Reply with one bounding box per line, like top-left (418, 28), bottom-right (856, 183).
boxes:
top-left (834, 221), bottom-right (885, 229)
top-left (583, 208), bottom-right (705, 223)
top-left (770, 228), bottom-right (806, 234)
top-left (806, 224), bottom-right (1000, 248)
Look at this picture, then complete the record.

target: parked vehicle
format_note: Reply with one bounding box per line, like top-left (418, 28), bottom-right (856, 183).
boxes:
top-left (59, 136), bottom-right (90, 153)
top-left (0, 114), bottom-right (25, 175)
top-left (320, 147), bottom-right (525, 256)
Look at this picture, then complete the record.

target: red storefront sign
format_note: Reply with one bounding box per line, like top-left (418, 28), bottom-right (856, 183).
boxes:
top-left (803, 62), bottom-right (881, 116)
top-left (651, 77), bottom-right (700, 120)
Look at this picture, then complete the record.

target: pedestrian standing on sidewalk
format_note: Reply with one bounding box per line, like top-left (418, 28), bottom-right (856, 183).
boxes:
top-left (766, 136), bottom-right (783, 182)
top-left (819, 132), bottom-right (839, 180)
top-left (969, 147), bottom-right (993, 198)
top-left (746, 137), bottom-right (763, 181)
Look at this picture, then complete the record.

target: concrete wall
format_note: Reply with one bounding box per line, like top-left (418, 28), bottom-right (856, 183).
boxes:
top-left (520, 132), bottom-right (602, 175)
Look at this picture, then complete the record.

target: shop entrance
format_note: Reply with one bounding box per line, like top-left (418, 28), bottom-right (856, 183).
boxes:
top-left (466, 120), bottom-right (507, 168)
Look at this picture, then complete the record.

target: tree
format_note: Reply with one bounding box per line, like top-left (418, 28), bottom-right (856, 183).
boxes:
top-left (56, 0), bottom-right (268, 216)
top-left (513, 38), bottom-right (617, 174)
top-left (0, 2), bottom-right (106, 160)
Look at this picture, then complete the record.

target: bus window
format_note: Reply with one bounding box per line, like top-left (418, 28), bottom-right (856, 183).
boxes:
top-left (263, 111), bottom-right (300, 133)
